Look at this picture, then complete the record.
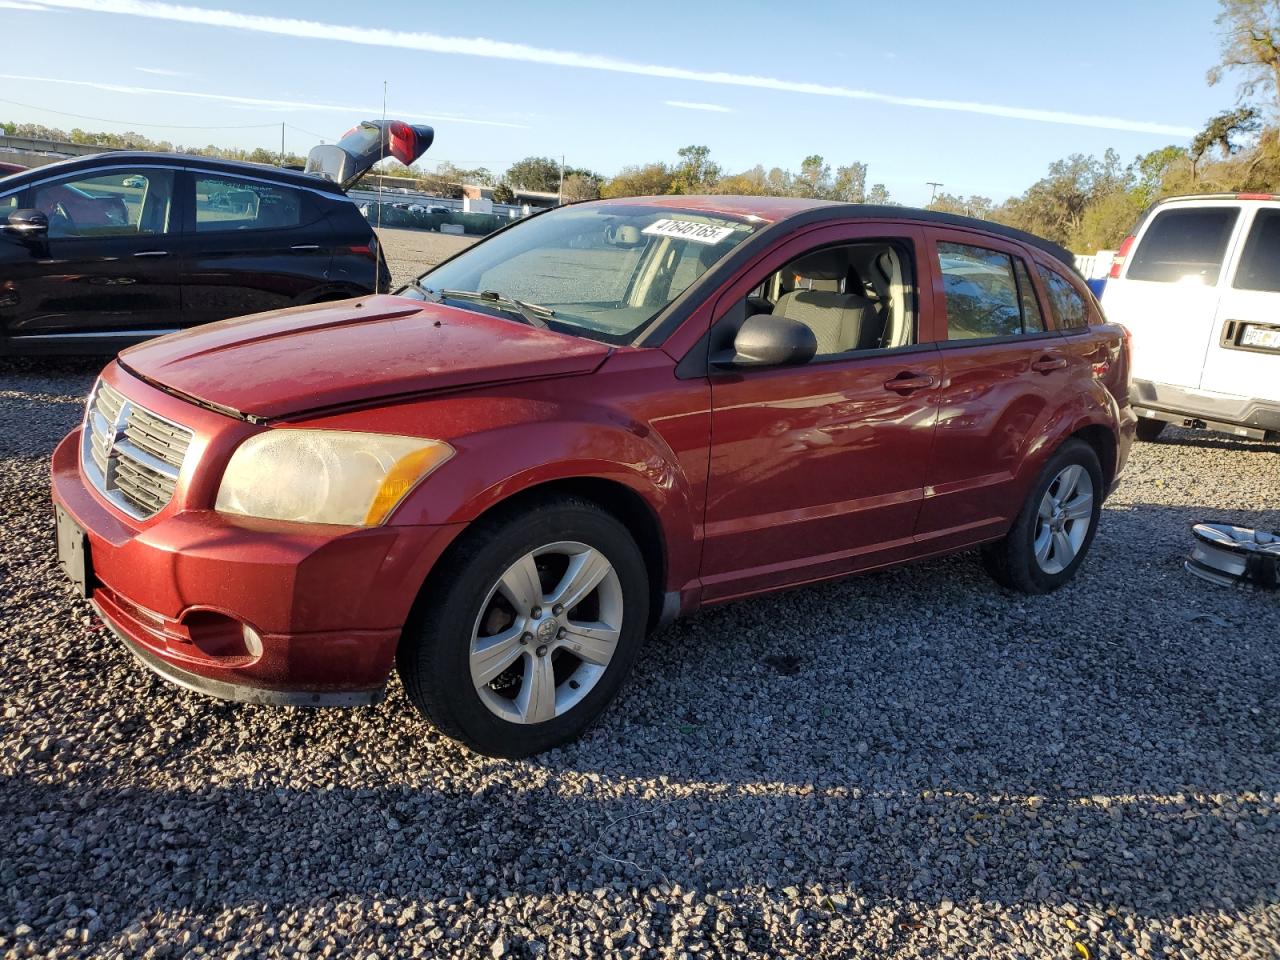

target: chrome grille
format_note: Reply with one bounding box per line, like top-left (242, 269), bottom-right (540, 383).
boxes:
top-left (81, 379), bottom-right (192, 519)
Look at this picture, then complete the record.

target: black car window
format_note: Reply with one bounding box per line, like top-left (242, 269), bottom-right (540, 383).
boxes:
top-left (1126, 207), bottom-right (1239, 285)
top-left (937, 242), bottom-right (1039, 339)
top-left (1036, 265), bottom-right (1090, 329)
top-left (32, 169), bottom-right (175, 239)
top-left (0, 192), bottom-right (18, 214)
top-left (195, 176), bottom-right (304, 232)
top-left (1233, 209), bottom-right (1280, 293)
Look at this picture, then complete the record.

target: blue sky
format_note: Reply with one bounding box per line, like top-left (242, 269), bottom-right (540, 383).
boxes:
top-left (0, 0), bottom-right (1239, 205)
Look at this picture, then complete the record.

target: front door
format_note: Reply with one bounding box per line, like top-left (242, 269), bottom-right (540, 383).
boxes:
top-left (699, 223), bottom-right (941, 601)
top-left (3, 166), bottom-right (181, 343)
top-left (1200, 205), bottom-right (1280, 403)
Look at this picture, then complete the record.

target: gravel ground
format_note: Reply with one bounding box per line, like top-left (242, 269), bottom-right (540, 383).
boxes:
top-left (2, 229), bottom-right (1278, 958)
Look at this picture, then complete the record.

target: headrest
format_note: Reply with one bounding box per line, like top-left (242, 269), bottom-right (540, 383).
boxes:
top-left (790, 249), bottom-right (851, 281)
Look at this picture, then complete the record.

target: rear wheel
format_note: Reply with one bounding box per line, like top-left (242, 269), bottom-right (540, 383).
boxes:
top-left (1136, 417), bottom-right (1167, 442)
top-left (397, 497), bottom-right (648, 757)
top-left (980, 439), bottom-right (1103, 594)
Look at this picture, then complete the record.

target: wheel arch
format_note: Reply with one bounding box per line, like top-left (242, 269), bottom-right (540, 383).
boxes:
top-left (1070, 422), bottom-right (1118, 490)
top-left (408, 476), bottom-right (671, 637)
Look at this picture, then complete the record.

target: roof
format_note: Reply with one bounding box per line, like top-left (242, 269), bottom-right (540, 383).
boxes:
top-left (582, 194), bottom-right (1078, 270)
top-left (0, 150), bottom-right (346, 195)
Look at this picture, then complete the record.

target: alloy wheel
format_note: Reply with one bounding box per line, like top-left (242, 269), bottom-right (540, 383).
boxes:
top-left (1033, 464), bottom-right (1095, 575)
top-left (469, 541), bottom-right (624, 724)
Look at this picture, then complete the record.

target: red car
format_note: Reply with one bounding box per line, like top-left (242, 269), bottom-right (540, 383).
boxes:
top-left (51, 196), bottom-right (1135, 757)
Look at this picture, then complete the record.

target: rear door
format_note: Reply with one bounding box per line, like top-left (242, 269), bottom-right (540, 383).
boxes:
top-left (1101, 202), bottom-right (1243, 390)
top-left (3, 165), bottom-right (181, 341)
top-left (1200, 204), bottom-right (1280, 401)
top-left (914, 229), bottom-right (1071, 549)
top-left (181, 169), bottom-right (330, 326)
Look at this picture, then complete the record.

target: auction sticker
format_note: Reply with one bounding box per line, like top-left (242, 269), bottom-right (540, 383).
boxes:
top-left (641, 218), bottom-right (735, 244)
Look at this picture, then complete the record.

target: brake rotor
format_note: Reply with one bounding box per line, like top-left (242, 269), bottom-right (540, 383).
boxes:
top-left (1186, 522), bottom-right (1280, 590)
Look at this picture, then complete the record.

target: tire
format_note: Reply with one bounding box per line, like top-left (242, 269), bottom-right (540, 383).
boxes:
top-left (980, 439), bottom-right (1104, 594)
top-left (1136, 417), bottom-right (1167, 442)
top-left (396, 496), bottom-right (648, 758)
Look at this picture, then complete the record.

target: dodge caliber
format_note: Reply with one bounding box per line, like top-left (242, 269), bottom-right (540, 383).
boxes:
top-left (51, 197), bottom-right (1136, 757)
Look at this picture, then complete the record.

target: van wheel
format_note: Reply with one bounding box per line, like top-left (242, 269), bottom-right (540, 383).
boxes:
top-left (1136, 417), bottom-right (1167, 442)
top-left (980, 439), bottom-right (1103, 594)
top-left (396, 497), bottom-right (648, 758)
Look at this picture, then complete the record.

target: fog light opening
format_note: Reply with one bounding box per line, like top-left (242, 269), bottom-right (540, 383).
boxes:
top-left (182, 610), bottom-right (263, 661)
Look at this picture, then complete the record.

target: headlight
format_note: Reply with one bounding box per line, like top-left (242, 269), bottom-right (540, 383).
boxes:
top-left (215, 430), bottom-right (454, 526)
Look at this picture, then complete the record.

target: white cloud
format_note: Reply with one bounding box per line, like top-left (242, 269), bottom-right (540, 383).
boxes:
top-left (0, 73), bottom-right (529, 128)
top-left (665, 100), bottom-right (733, 113)
top-left (134, 66), bottom-right (187, 76)
top-left (0, 1), bottom-right (51, 9)
top-left (34, 0), bottom-right (1197, 137)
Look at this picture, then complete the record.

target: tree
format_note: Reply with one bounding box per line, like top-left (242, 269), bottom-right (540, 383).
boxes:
top-left (504, 156), bottom-right (561, 193)
top-left (866, 183), bottom-right (891, 205)
top-left (600, 163), bottom-right (675, 198)
top-left (671, 145), bottom-right (721, 193)
top-left (491, 182), bottom-right (516, 204)
top-left (561, 173), bottom-right (601, 202)
top-left (1191, 106), bottom-right (1262, 166)
top-left (1208, 0), bottom-right (1280, 112)
top-left (831, 163), bottom-right (867, 203)
top-left (928, 193), bottom-right (993, 218)
top-left (793, 154), bottom-right (832, 198)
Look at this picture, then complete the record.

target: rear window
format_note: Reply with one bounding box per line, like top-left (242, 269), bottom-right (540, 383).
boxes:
top-left (1233, 209), bottom-right (1280, 293)
top-left (1127, 207), bottom-right (1239, 285)
top-left (1036, 266), bottom-right (1090, 329)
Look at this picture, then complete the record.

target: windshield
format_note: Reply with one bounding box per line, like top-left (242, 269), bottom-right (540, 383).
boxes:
top-left (401, 204), bottom-right (761, 343)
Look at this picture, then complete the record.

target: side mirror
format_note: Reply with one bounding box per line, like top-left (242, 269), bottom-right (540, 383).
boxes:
top-left (4, 209), bottom-right (48, 240)
top-left (714, 313), bottom-right (817, 368)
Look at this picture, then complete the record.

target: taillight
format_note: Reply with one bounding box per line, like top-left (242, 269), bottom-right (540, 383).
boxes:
top-left (1236, 193), bottom-right (1276, 200)
top-left (1109, 235), bottom-right (1135, 279)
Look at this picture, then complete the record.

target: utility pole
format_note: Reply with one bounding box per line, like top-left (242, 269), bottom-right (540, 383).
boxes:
top-left (926, 181), bottom-right (943, 204)
top-left (279, 122), bottom-right (285, 167)
top-left (558, 154), bottom-right (565, 205)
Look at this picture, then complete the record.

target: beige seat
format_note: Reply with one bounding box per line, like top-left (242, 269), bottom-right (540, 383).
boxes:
top-left (772, 250), bottom-right (880, 355)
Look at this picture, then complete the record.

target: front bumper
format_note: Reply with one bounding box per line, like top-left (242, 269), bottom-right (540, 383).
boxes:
top-left (52, 428), bottom-right (465, 704)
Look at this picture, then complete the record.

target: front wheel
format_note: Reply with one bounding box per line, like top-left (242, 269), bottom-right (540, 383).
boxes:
top-left (980, 439), bottom-right (1103, 594)
top-left (397, 497), bottom-right (648, 758)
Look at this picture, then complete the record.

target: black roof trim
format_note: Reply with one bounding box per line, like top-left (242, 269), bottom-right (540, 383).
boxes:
top-left (5, 150), bottom-right (346, 195)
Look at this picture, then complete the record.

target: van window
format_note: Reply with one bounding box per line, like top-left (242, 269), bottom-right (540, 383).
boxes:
top-left (1036, 266), bottom-right (1090, 329)
top-left (1126, 207), bottom-right (1239, 285)
top-left (937, 242), bottom-right (1042, 339)
top-left (1233, 210), bottom-right (1280, 293)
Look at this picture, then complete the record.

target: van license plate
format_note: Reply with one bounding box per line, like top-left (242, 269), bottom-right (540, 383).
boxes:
top-left (1241, 325), bottom-right (1280, 350)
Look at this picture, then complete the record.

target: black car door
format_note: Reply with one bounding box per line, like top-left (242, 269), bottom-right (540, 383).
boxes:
top-left (0, 165), bottom-right (182, 344)
top-left (180, 168), bottom-right (333, 326)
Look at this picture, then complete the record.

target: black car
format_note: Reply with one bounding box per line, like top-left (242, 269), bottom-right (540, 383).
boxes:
top-left (0, 121), bottom-right (433, 354)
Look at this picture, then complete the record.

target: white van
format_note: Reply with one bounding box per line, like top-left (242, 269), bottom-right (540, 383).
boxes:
top-left (1101, 194), bottom-right (1280, 441)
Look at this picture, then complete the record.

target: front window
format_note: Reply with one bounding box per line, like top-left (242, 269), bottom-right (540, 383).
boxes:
top-left (32, 169), bottom-right (174, 239)
top-left (403, 204), bottom-right (761, 343)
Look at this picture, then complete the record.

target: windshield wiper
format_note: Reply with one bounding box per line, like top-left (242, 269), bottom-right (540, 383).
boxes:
top-left (440, 289), bottom-right (554, 328)
top-left (407, 277), bottom-right (440, 301)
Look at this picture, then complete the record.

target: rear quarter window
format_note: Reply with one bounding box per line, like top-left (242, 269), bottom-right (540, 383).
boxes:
top-left (1127, 207), bottom-right (1239, 285)
top-left (1036, 265), bottom-right (1090, 329)
top-left (1233, 209), bottom-right (1280, 293)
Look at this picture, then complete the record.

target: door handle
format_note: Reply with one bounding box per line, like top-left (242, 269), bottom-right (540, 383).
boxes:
top-left (290, 244), bottom-right (321, 252)
top-left (883, 372), bottom-right (936, 394)
top-left (1031, 356), bottom-right (1068, 374)
top-left (133, 250), bottom-right (169, 258)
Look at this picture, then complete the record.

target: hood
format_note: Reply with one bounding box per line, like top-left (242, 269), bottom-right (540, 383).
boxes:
top-left (119, 296), bottom-right (611, 421)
